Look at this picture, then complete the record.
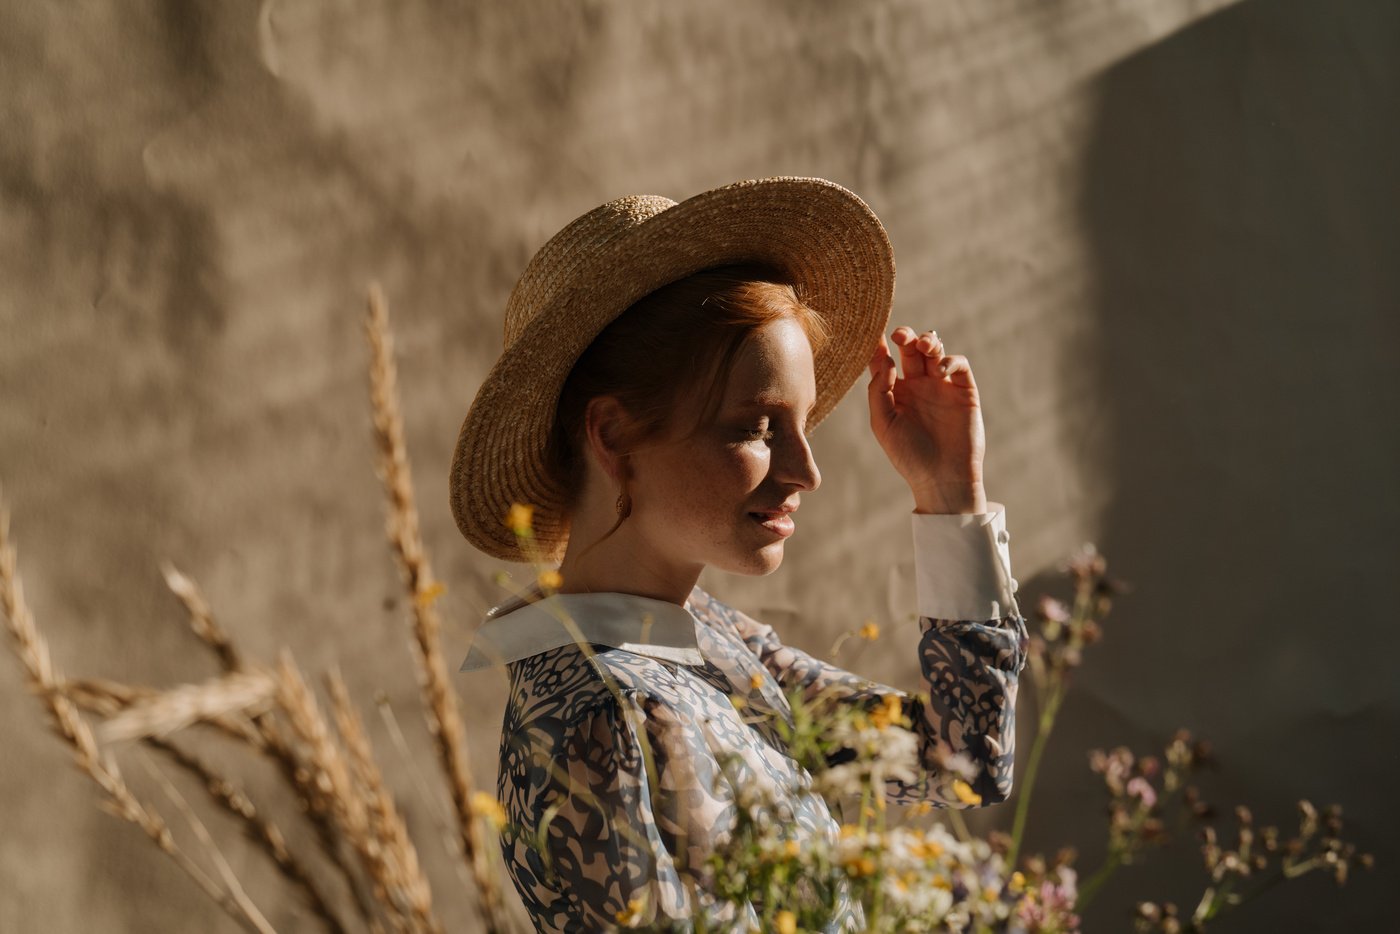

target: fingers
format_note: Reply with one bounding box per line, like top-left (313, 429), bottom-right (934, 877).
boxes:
top-left (885, 325), bottom-right (978, 393)
top-left (868, 333), bottom-right (897, 428)
top-left (939, 353), bottom-right (977, 388)
top-left (890, 326), bottom-right (932, 378)
top-left (893, 325), bottom-right (965, 378)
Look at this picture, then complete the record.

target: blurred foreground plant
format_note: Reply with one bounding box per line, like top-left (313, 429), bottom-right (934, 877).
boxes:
top-left (1, 284), bottom-right (519, 933)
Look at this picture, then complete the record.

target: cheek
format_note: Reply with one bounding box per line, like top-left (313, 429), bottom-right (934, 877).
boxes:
top-left (650, 446), bottom-right (768, 515)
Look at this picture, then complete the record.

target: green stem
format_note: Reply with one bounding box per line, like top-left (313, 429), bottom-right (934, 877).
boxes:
top-left (1076, 801), bottom-right (1151, 913)
top-left (1199, 876), bottom-right (1236, 922)
top-left (945, 807), bottom-right (973, 844)
top-left (1074, 848), bottom-right (1123, 913)
top-left (1197, 859), bottom-right (1320, 925)
top-left (1005, 680), bottom-right (1064, 870)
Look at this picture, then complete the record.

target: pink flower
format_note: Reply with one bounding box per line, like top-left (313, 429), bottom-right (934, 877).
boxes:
top-left (1126, 776), bottom-right (1158, 808)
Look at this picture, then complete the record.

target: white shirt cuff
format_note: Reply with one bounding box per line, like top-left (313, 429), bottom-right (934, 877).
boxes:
top-left (911, 501), bottom-right (1021, 621)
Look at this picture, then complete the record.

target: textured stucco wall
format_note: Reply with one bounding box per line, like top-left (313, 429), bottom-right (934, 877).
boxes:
top-left (2, 1), bottom-right (1393, 930)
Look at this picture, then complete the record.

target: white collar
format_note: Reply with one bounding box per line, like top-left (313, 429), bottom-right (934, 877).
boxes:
top-left (458, 586), bottom-right (706, 671)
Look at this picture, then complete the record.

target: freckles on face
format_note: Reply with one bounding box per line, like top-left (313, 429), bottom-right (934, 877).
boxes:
top-left (632, 317), bottom-right (818, 569)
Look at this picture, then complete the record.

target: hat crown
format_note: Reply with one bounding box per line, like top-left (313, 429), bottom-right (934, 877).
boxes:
top-left (504, 194), bottom-right (678, 347)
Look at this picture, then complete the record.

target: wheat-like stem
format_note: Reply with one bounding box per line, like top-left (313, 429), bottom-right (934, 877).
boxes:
top-left (374, 693), bottom-right (483, 897)
top-left (363, 282), bottom-right (508, 932)
top-left (161, 561), bottom-right (242, 671)
top-left (326, 665), bottom-right (443, 934)
top-left (275, 647), bottom-right (421, 933)
top-left (97, 667), bottom-right (278, 744)
top-left (135, 746), bottom-right (279, 934)
top-left (147, 731), bottom-right (351, 933)
top-left (62, 664), bottom-right (352, 930)
top-left (0, 492), bottom-right (267, 933)
top-left (159, 563), bottom-right (383, 929)
top-left (52, 677), bottom-right (261, 746)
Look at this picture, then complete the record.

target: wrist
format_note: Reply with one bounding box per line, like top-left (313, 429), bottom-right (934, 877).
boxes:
top-left (912, 481), bottom-right (987, 515)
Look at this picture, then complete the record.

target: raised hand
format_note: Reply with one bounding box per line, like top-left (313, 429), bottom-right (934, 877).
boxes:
top-left (866, 326), bottom-right (987, 514)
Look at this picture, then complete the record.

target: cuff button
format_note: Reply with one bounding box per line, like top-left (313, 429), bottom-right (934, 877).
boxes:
top-left (1010, 577), bottom-right (1019, 593)
top-left (997, 529), bottom-right (1010, 544)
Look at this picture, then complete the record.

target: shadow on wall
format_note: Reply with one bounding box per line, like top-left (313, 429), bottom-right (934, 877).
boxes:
top-left (1022, 0), bottom-right (1398, 930)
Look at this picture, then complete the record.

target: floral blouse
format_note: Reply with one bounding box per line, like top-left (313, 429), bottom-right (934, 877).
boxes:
top-left (460, 504), bottom-right (1029, 932)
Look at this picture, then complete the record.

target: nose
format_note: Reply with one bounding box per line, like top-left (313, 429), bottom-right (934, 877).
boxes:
top-left (777, 431), bottom-right (821, 492)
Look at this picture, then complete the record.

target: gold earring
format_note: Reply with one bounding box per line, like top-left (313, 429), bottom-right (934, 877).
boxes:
top-left (615, 488), bottom-right (631, 519)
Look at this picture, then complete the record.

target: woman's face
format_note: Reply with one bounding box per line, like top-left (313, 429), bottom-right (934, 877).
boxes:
top-left (629, 316), bottom-right (822, 577)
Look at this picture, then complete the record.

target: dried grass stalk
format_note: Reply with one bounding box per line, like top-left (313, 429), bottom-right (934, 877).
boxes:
top-left (275, 647), bottom-right (429, 933)
top-left (0, 282), bottom-right (526, 932)
top-left (157, 566), bottom-right (384, 929)
top-left (136, 747), bottom-right (278, 934)
top-left (161, 560), bottom-right (242, 672)
top-left (0, 493), bottom-right (270, 933)
top-left (326, 667), bottom-right (442, 933)
top-left (364, 282), bottom-right (507, 931)
top-left (148, 731), bottom-right (351, 934)
top-left (97, 668), bottom-right (278, 744)
top-left (56, 670), bottom-right (372, 932)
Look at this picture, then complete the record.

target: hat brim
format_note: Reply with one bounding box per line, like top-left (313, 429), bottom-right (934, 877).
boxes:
top-left (450, 176), bottom-right (895, 564)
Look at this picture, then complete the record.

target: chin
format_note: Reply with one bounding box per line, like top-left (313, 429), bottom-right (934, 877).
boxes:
top-left (720, 544), bottom-right (785, 577)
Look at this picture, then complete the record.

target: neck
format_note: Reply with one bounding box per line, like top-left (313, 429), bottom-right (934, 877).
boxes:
top-left (554, 508), bottom-right (701, 607)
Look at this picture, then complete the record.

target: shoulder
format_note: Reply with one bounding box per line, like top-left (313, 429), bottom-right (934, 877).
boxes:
top-left (688, 584), bottom-right (778, 650)
top-left (503, 641), bottom-right (704, 736)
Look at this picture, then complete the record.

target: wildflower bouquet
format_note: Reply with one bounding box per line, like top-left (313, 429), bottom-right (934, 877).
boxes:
top-left (0, 284), bottom-right (1372, 932)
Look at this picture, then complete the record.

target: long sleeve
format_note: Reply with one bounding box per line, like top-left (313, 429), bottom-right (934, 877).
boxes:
top-left (497, 679), bottom-right (751, 933)
top-left (690, 503), bottom-right (1029, 808)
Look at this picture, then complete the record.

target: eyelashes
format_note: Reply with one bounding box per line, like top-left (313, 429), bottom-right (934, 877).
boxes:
top-left (742, 426), bottom-right (812, 443)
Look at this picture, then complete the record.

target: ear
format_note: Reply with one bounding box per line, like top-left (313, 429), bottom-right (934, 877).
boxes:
top-left (582, 395), bottom-right (632, 483)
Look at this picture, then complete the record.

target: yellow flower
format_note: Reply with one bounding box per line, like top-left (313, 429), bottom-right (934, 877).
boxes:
top-left (839, 823), bottom-right (860, 839)
top-left (909, 800), bottom-right (934, 817)
top-left (749, 672), bottom-right (765, 691)
top-left (783, 839), bottom-right (801, 858)
top-left (952, 779), bottom-right (983, 806)
top-left (775, 910), bottom-right (797, 934)
top-left (505, 503), bottom-right (535, 536)
top-left (912, 839), bottom-right (944, 861)
top-left (614, 897), bottom-right (645, 926)
top-left (931, 873), bottom-right (953, 891)
top-left (870, 693), bottom-right (909, 731)
top-left (1008, 871), bottom-right (1027, 893)
top-left (413, 581), bottom-right (446, 609)
top-left (730, 695), bottom-right (747, 710)
top-left (468, 791), bottom-right (507, 831)
top-left (858, 619), bottom-right (880, 640)
top-left (537, 568), bottom-right (563, 591)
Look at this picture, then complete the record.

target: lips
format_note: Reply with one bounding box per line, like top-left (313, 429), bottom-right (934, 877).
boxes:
top-left (748, 509), bottom-right (796, 537)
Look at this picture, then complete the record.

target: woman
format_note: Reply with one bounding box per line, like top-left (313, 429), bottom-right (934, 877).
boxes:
top-left (452, 177), bottom-right (1027, 931)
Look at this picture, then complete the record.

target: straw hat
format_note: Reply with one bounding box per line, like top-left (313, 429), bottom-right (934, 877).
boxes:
top-left (449, 176), bottom-right (896, 564)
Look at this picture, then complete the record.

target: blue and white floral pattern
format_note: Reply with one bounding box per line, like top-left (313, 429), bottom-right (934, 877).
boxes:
top-left (493, 584), bottom-right (1028, 932)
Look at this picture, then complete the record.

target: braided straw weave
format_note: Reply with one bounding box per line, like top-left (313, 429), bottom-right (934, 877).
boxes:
top-left (449, 176), bottom-right (896, 564)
